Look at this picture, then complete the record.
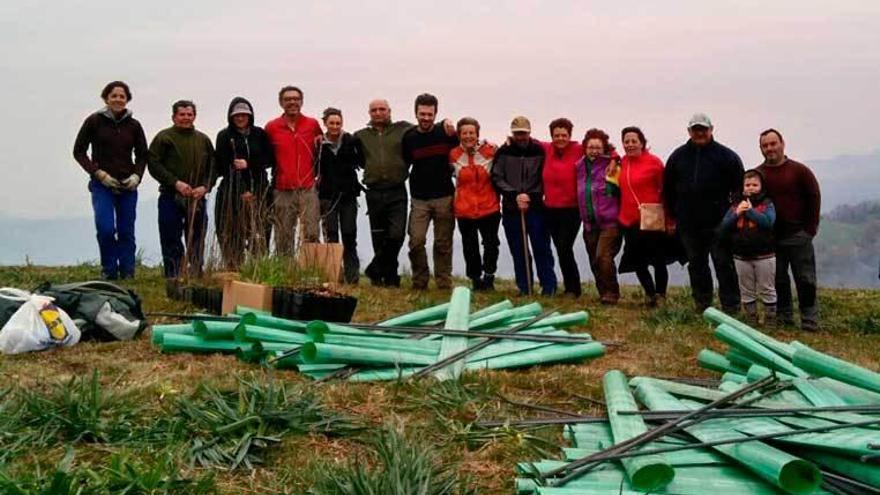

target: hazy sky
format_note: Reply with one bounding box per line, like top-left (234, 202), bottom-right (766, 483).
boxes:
top-left (1, 1), bottom-right (878, 219)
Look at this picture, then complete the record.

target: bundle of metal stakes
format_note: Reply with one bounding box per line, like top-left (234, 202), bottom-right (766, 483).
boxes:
top-left (150, 287), bottom-right (605, 382)
top-left (501, 308), bottom-right (880, 494)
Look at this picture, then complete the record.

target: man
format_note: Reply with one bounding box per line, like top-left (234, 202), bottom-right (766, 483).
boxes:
top-left (147, 100), bottom-right (215, 279)
top-left (401, 93), bottom-right (459, 290)
top-left (265, 86), bottom-right (323, 256)
top-left (492, 116), bottom-right (557, 296)
top-left (353, 99), bottom-right (413, 287)
top-left (664, 113), bottom-right (744, 313)
top-left (756, 129), bottom-right (821, 330)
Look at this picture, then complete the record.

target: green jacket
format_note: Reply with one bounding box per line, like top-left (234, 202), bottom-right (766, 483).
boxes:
top-left (353, 121), bottom-right (413, 189)
top-left (148, 126), bottom-right (216, 193)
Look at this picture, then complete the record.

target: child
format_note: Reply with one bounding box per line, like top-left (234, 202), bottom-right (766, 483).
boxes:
top-left (720, 169), bottom-right (777, 326)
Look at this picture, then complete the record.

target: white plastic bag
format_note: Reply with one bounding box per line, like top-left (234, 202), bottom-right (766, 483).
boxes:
top-left (0, 288), bottom-right (80, 354)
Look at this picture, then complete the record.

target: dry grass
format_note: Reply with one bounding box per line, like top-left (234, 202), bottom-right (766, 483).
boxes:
top-left (1, 264), bottom-right (879, 493)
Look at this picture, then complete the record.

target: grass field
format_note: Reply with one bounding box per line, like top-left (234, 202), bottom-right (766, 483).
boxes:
top-left (1, 263), bottom-right (879, 494)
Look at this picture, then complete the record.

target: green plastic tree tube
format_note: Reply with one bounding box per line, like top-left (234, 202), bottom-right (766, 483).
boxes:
top-left (470, 302), bottom-right (541, 329)
top-left (815, 377), bottom-right (880, 406)
top-left (251, 341), bottom-right (298, 353)
top-left (239, 312), bottom-right (307, 332)
top-left (236, 346), bottom-right (264, 363)
top-left (466, 342), bottom-right (604, 371)
top-left (468, 299), bottom-right (513, 321)
top-left (234, 305), bottom-right (271, 316)
top-left (698, 349), bottom-right (743, 374)
top-left (602, 370), bottom-right (675, 491)
top-left (634, 381), bottom-right (821, 495)
top-left (791, 341), bottom-right (880, 394)
top-left (378, 302), bottom-right (450, 326)
top-left (192, 321), bottom-right (239, 340)
top-left (312, 333), bottom-right (441, 356)
top-left (726, 347), bottom-right (758, 371)
top-left (299, 342), bottom-right (437, 366)
top-left (465, 328), bottom-right (573, 362)
top-left (150, 324), bottom-right (193, 345)
top-left (703, 307), bottom-right (794, 359)
top-left (722, 372), bottom-right (747, 384)
top-left (160, 333), bottom-right (253, 354)
top-left (714, 324), bottom-right (806, 377)
top-left (264, 351), bottom-right (304, 369)
top-left (433, 287), bottom-right (472, 381)
top-left (793, 448), bottom-right (880, 487)
top-left (306, 320), bottom-right (401, 339)
top-left (347, 367), bottom-right (419, 382)
top-left (234, 324), bottom-right (309, 344)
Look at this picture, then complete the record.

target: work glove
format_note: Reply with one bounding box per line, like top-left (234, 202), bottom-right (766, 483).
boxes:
top-left (121, 174), bottom-right (141, 191)
top-left (94, 170), bottom-right (122, 190)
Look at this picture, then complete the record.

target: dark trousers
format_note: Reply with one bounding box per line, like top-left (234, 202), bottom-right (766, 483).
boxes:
top-left (364, 186), bottom-right (408, 285)
top-left (622, 228), bottom-right (668, 297)
top-left (502, 208), bottom-right (557, 296)
top-left (545, 207), bottom-right (582, 296)
top-left (89, 180), bottom-right (137, 279)
top-left (457, 213), bottom-right (501, 281)
top-left (776, 232), bottom-right (819, 328)
top-left (679, 227), bottom-right (740, 311)
top-left (321, 195), bottom-right (360, 284)
top-left (215, 181), bottom-right (271, 270)
top-left (158, 192), bottom-right (207, 279)
top-left (584, 226), bottom-right (622, 301)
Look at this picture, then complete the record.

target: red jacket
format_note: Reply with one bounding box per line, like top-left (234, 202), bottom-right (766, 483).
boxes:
top-left (541, 141), bottom-right (581, 209)
top-left (265, 114), bottom-right (322, 190)
top-left (618, 150), bottom-right (665, 228)
top-left (450, 141), bottom-right (500, 219)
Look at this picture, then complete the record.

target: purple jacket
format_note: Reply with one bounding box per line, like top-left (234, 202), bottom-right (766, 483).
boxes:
top-left (576, 155), bottom-right (621, 233)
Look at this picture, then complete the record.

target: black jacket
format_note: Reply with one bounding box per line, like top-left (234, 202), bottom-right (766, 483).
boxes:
top-left (664, 138), bottom-right (744, 229)
top-left (317, 132), bottom-right (363, 199)
top-left (491, 139), bottom-right (545, 214)
top-left (214, 97), bottom-right (274, 195)
top-left (73, 108), bottom-right (148, 180)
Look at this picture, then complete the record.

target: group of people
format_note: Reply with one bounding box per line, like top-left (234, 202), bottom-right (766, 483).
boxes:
top-left (73, 81), bottom-right (822, 330)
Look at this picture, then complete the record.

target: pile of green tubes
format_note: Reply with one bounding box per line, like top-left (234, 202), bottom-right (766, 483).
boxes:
top-left (149, 286), bottom-right (603, 381)
top-left (513, 311), bottom-right (880, 494)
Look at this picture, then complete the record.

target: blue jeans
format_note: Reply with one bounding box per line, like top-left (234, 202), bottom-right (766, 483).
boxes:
top-left (158, 192), bottom-right (207, 279)
top-left (89, 180), bottom-right (137, 279)
top-left (502, 208), bottom-right (557, 295)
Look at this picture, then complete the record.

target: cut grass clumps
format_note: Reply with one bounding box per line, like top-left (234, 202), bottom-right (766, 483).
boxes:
top-left (239, 255), bottom-right (325, 288)
top-left (848, 312), bottom-right (880, 334)
top-left (176, 374), bottom-right (363, 470)
top-left (642, 306), bottom-right (700, 329)
top-left (309, 425), bottom-right (473, 495)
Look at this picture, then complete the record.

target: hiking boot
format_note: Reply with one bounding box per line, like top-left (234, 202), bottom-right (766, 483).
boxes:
top-left (801, 306), bottom-right (820, 331)
top-left (600, 294), bottom-right (619, 305)
top-left (470, 277), bottom-right (485, 291)
top-left (763, 303), bottom-right (777, 328)
top-left (743, 302), bottom-right (759, 327)
top-left (646, 293), bottom-right (659, 307)
top-left (481, 274), bottom-right (495, 292)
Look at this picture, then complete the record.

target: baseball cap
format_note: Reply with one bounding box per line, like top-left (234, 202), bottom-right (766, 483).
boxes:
top-left (688, 113), bottom-right (712, 129)
top-left (231, 102), bottom-right (252, 116)
top-left (510, 116), bottom-right (531, 133)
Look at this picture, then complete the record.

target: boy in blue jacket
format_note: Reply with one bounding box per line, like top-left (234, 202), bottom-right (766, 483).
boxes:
top-left (720, 169), bottom-right (777, 326)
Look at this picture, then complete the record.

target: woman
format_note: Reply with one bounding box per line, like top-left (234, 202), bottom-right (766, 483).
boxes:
top-left (450, 117), bottom-right (500, 291)
top-left (317, 107), bottom-right (364, 284)
top-left (214, 97), bottom-right (274, 269)
top-left (73, 81), bottom-right (148, 280)
top-left (617, 126), bottom-right (672, 306)
top-left (541, 118), bottom-right (583, 297)
top-left (576, 128), bottom-right (623, 304)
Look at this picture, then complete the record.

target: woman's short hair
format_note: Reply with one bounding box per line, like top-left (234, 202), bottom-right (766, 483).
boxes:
top-left (101, 81), bottom-right (131, 101)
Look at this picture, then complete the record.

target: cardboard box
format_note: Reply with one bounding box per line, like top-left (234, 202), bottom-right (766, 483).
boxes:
top-left (297, 243), bottom-right (344, 286)
top-left (222, 280), bottom-right (273, 315)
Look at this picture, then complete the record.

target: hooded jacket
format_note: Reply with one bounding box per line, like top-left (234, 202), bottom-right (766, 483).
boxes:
top-left (73, 107), bottom-right (148, 180)
top-left (450, 140), bottom-right (500, 219)
top-left (492, 138), bottom-right (546, 214)
top-left (576, 154), bottom-right (621, 232)
top-left (664, 138), bottom-right (744, 229)
top-left (720, 190), bottom-right (776, 259)
top-left (317, 132), bottom-right (363, 199)
top-left (214, 97), bottom-right (274, 195)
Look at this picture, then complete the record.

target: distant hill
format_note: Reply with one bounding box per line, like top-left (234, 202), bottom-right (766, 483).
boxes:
top-left (815, 201), bottom-right (880, 288)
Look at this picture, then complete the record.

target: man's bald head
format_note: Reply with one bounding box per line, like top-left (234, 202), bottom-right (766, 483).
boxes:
top-left (368, 99), bottom-right (392, 127)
